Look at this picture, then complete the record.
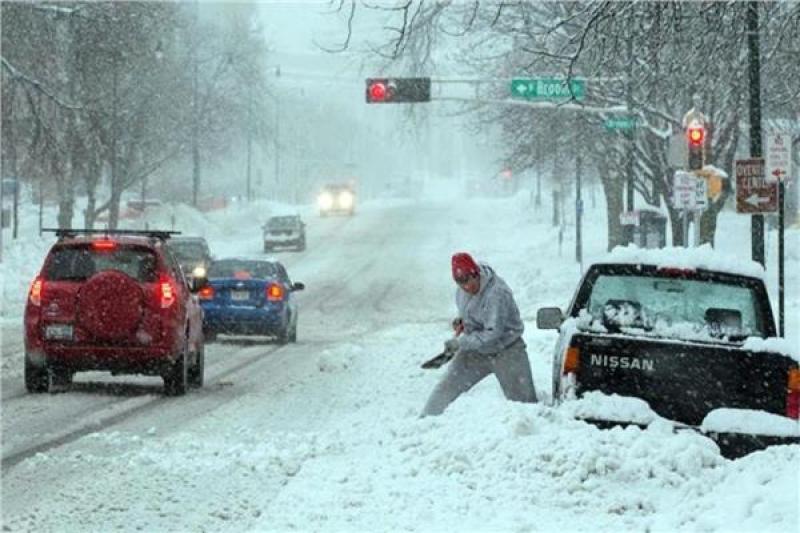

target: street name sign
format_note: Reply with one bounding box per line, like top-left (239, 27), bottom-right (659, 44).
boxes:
top-left (766, 131), bottom-right (792, 183)
top-left (604, 116), bottom-right (637, 130)
top-left (736, 158), bottom-right (777, 213)
top-left (511, 78), bottom-right (585, 101)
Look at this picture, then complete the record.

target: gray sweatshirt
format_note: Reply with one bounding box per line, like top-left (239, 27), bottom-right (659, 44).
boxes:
top-left (455, 263), bottom-right (525, 354)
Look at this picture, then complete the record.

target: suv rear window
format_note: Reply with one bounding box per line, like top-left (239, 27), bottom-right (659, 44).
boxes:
top-left (44, 245), bottom-right (158, 282)
top-left (208, 260), bottom-right (276, 279)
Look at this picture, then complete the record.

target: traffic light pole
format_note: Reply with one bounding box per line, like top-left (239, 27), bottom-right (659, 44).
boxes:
top-left (747, 1), bottom-right (765, 267)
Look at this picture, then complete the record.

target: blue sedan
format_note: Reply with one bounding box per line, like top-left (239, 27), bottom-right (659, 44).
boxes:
top-left (199, 258), bottom-right (304, 344)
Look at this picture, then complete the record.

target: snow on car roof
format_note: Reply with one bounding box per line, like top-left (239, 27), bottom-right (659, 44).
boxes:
top-left (597, 244), bottom-right (766, 280)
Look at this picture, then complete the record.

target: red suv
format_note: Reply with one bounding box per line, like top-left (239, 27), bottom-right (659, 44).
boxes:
top-left (24, 229), bottom-right (206, 396)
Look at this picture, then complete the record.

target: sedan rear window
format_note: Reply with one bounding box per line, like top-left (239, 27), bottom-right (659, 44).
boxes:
top-left (208, 260), bottom-right (276, 280)
top-left (169, 242), bottom-right (208, 262)
top-left (267, 217), bottom-right (300, 229)
top-left (44, 246), bottom-right (158, 282)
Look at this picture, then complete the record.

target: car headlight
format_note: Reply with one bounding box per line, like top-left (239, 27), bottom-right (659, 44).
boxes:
top-left (318, 192), bottom-right (334, 210)
top-left (192, 265), bottom-right (207, 279)
top-left (337, 191), bottom-right (354, 209)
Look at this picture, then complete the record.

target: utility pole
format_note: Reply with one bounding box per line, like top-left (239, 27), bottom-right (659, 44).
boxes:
top-left (191, 0), bottom-right (200, 208)
top-left (535, 134), bottom-right (542, 206)
top-left (273, 91), bottom-right (280, 195)
top-left (246, 84), bottom-right (253, 201)
top-left (747, 1), bottom-right (765, 266)
top-left (625, 37), bottom-right (635, 218)
top-left (575, 153), bottom-right (583, 271)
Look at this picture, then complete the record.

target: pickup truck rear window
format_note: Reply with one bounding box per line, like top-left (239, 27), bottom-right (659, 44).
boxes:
top-left (44, 245), bottom-right (158, 282)
top-left (583, 274), bottom-right (766, 338)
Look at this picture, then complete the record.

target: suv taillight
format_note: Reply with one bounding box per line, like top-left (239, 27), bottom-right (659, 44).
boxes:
top-left (29, 277), bottom-right (43, 306)
top-left (159, 276), bottom-right (176, 308)
top-left (266, 283), bottom-right (284, 302)
top-left (787, 368), bottom-right (800, 419)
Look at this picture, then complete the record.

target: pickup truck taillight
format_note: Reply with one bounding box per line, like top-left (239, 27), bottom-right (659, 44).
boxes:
top-left (563, 346), bottom-right (580, 374)
top-left (787, 368), bottom-right (800, 419)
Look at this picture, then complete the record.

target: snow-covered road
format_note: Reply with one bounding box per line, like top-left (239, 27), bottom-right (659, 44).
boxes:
top-left (1, 192), bottom-right (798, 532)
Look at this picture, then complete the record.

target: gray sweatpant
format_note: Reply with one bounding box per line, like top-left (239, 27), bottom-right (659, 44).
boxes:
top-left (421, 339), bottom-right (537, 417)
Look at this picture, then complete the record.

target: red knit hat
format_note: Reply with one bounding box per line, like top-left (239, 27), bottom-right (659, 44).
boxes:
top-left (451, 252), bottom-right (480, 280)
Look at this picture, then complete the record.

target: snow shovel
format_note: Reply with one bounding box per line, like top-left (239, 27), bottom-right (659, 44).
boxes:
top-left (421, 349), bottom-right (455, 369)
top-left (421, 322), bottom-right (463, 369)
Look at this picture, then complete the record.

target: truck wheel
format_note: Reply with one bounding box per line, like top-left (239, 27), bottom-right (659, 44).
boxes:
top-left (25, 355), bottom-right (49, 393)
top-left (163, 348), bottom-right (188, 396)
top-left (289, 323), bottom-right (297, 343)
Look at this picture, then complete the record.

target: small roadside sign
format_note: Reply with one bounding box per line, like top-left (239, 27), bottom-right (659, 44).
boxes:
top-left (736, 158), bottom-right (777, 213)
top-left (668, 132), bottom-right (688, 168)
top-left (619, 210), bottom-right (640, 226)
top-left (694, 178), bottom-right (708, 210)
top-left (672, 171), bottom-right (697, 210)
top-left (766, 131), bottom-right (792, 183)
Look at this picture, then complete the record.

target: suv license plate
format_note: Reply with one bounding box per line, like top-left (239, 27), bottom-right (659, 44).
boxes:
top-left (45, 324), bottom-right (73, 340)
top-left (231, 291), bottom-right (249, 301)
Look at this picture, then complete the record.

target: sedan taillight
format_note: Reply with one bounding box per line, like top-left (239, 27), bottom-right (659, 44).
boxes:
top-left (787, 368), bottom-right (800, 419)
top-left (266, 283), bottom-right (284, 301)
top-left (198, 286), bottom-right (215, 300)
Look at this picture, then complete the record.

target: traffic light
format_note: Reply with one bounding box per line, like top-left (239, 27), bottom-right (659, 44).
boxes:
top-left (687, 121), bottom-right (705, 170)
top-left (365, 77), bottom-right (431, 103)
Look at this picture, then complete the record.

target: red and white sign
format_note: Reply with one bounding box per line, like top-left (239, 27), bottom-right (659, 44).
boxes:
top-left (766, 131), bottom-right (792, 183)
top-left (736, 158), bottom-right (777, 214)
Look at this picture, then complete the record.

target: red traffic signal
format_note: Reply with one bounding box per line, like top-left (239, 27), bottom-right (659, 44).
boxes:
top-left (365, 77), bottom-right (431, 104)
top-left (687, 124), bottom-right (705, 146)
top-left (368, 81), bottom-right (388, 102)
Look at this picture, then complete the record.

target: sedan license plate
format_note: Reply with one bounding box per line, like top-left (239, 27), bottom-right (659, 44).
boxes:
top-left (231, 291), bottom-right (250, 301)
top-left (45, 324), bottom-right (73, 340)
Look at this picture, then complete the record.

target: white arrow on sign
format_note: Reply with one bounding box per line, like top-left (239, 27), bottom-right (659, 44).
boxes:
top-left (514, 83), bottom-right (528, 94)
top-left (745, 193), bottom-right (771, 206)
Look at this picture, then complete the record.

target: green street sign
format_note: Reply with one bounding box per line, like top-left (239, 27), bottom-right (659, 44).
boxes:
top-left (604, 116), bottom-right (637, 130)
top-left (510, 78), bottom-right (585, 101)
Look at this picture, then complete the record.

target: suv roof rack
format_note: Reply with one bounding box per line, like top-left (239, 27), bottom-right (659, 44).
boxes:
top-left (42, 228), bottom-right (182, 241)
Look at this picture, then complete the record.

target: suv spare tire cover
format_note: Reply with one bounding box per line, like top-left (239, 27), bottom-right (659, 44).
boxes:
top-left (77, 270), bottom-right (144, 340)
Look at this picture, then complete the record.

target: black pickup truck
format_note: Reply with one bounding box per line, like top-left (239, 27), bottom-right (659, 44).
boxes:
top-left (537, 257), bottom-right (799, 458)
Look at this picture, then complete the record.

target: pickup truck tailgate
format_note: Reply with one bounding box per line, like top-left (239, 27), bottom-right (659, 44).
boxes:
top-left (571, 333), bottom-right (795, 426)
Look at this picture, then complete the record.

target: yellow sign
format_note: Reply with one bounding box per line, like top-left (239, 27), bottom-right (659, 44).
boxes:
top-left (692, 168), bottom-right (724, 201)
